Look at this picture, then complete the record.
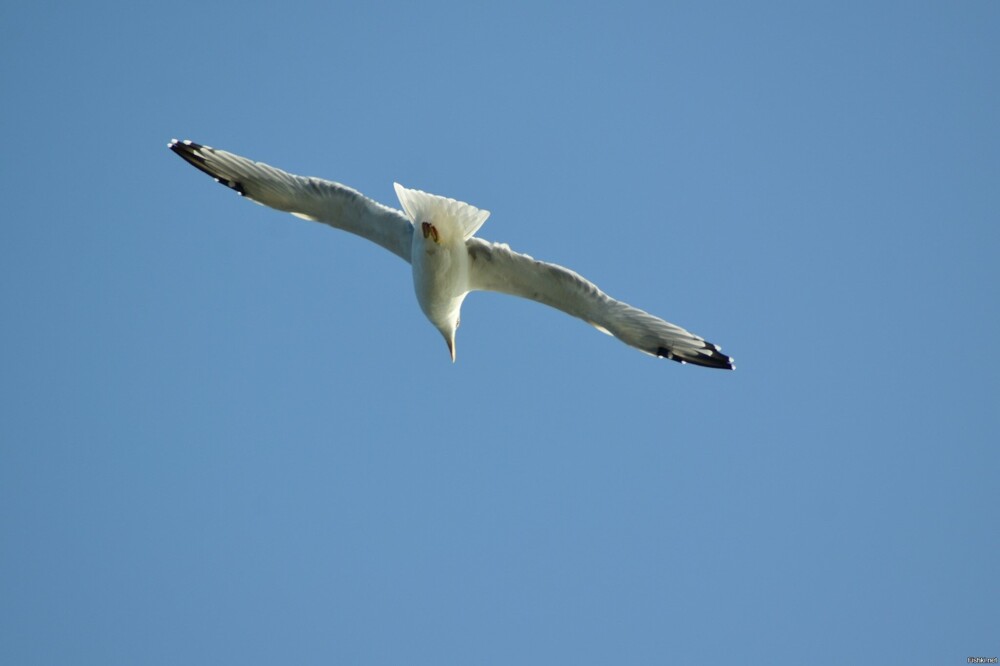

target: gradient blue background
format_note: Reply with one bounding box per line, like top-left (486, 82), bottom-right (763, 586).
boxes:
top-left (2, 1), bottom-right (997, 664)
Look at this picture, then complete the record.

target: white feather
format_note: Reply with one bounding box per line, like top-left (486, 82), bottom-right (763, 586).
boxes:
top-left (393, 183), bottom-right (490, 241)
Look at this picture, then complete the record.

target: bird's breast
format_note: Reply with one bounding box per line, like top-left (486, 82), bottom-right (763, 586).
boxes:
top-left (411, 237), bottom-right (469, 323)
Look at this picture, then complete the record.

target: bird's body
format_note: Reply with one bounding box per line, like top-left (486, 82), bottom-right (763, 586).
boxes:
top-left (168, 139), bottom-right (734, 369)
top-left (402, 185), bottom-right (481, 360)
top-left (411, 226), bottom-right (468, 358)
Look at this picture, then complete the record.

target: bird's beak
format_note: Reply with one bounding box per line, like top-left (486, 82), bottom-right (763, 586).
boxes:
top-left (446, 337), bottom-right (456, 363)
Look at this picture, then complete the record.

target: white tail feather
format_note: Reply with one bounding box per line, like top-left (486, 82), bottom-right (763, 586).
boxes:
top-left (394, 183), bottom-right (490, 241)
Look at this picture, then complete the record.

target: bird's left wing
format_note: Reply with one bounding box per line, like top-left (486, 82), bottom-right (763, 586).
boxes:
top-left (169, 140), bottom-right (413, 262)
top-left (466, 238), bottom-right (734, 369)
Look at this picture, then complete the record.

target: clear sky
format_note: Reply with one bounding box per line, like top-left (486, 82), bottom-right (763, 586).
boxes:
top-left (1, 1), bottom-right (997, 664)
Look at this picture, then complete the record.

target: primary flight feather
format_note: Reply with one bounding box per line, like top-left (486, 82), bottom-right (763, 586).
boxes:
top-left (168, 139), bottom-right (734, 369)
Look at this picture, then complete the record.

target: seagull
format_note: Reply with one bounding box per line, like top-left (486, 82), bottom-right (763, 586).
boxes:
top-left (168, 139), bottom-right (734, 369)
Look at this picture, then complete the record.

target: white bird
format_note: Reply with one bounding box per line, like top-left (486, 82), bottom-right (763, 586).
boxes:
top-left (168, 140), bottom-right (734, 369)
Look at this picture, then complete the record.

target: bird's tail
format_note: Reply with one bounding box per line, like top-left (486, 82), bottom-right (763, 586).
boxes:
top-left (393, 183), bottom-right (489, 242)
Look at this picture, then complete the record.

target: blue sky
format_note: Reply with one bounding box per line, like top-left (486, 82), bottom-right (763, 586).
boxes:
top-left (1, 1), bottom-right (997, 664)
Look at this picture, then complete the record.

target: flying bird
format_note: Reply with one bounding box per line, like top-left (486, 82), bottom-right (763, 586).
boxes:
top-left (168, 139), bottom-right (734, 369)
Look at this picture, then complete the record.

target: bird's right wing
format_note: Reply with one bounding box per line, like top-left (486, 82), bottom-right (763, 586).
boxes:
top-left (465, 238), bottom-right (734, 369)
top-left (169, 140), bottom-right (414, 262)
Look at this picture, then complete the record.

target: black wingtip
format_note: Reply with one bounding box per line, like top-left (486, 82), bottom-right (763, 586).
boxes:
top-left (656, 344), bottom-right (735, 370)
top-left (168, 138), bottom-right (246, 196)
top-left (168, 138), bottom-right (204, 155)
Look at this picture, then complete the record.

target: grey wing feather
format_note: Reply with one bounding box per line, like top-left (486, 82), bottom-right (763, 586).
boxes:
top-left (466, 238), bottom-right (734, 369)
top-left (169, 139), bottom-right (413, 262)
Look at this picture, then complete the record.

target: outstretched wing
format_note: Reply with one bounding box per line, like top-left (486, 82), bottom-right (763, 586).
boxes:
top-left (466, 238), bottom-right (734, 369)
top-left (169, 140), bottom-right (414, 262)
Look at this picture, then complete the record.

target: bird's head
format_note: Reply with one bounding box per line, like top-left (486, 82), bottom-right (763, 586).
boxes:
top-left (436, 315), bottom-right (458, 363)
